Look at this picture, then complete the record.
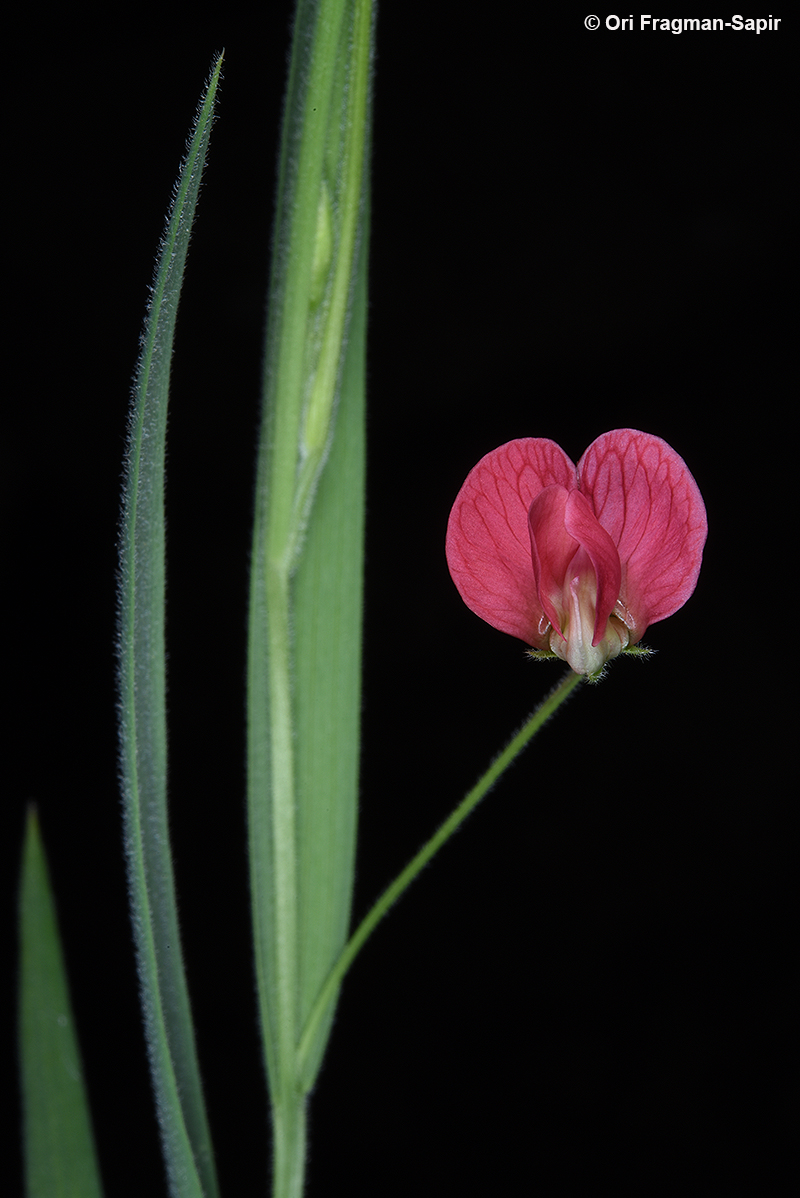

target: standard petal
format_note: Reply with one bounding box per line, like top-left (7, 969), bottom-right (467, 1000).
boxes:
top-left (446, 438), bottom-right (576, 644)
top-left (577, 429), bottom-right (707, 635)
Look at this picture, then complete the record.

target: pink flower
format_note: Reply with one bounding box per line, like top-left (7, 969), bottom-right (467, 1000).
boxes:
top-left (445, 430), bottom-right (707, 678)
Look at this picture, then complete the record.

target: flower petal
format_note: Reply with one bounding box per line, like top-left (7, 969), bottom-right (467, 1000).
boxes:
top-left (563, 490), bottom-right (623, 643)
top-left (527, 485), bottom-right (576, 638)
top-left (529, 486), bottom-right (622, 645)
top-left (577, 429), bottom-right (707, 637)
top-left (445, 438), bottom-right (576, 644)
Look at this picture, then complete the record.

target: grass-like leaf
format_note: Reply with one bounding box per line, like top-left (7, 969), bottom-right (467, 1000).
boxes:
top-left (18, 807), bottom-right (104, 1198)
top-left (247, 2), bottom-right (373, 1193)
top-left (116, 54), bottom-right (223, 1198)
top-left (293, 187), bottom-right (369, 1093)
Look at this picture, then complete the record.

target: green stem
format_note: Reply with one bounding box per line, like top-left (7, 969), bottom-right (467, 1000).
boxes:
top-left (271, 1096), bottom-right (306, 1198)
top-left (296, 669), bottom-right (584, 1075)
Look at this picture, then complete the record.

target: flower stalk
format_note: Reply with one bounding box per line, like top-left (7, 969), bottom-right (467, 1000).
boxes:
top-left (297, 668), bottom-right (585, 1076)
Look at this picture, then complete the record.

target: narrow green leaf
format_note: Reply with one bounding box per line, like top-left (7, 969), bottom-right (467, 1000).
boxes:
top-left (247, 1), bottom-right (373, 1191)
top-left (293, 190), bottom-right (368, 1090)
top-left (18, 807), bottom-right (104, 1198)
top-left (117, 54), bottom-right (223, 1198)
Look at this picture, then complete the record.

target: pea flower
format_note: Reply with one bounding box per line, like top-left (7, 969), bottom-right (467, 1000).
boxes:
top-left (445, 429), bottom-right (707, 678)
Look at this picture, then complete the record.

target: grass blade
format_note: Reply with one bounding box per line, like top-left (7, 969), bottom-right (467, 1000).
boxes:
top-left (293, 190), bottom-right (368, 1091)
top-left (116, 54), bottom-right (223, 1198)
top-left (18, 807), bottom-right (104, 1198)
top-left (247, 1), bottom-right (373, 1192)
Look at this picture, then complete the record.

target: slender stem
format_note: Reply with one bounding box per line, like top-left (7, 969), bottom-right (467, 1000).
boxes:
top-left (271, 1096), bottom-right (306, 1198)
top-left (296, 669), bottom-right (584, 1074)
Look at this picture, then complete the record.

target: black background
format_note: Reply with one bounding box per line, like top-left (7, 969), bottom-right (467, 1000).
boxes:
top-left (6, 7), bottom-right (793, 1194)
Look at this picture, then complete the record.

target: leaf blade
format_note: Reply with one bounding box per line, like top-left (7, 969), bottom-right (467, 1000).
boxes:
top-left (116, 53), bottom-right (223, 1198)
top-left (246, 2), bottom-right (373, 1189)
top-left (293, 184), bottom-right (369, 1088)
top-left (18, 808), bottom-right (104, 1198)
